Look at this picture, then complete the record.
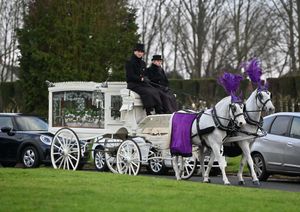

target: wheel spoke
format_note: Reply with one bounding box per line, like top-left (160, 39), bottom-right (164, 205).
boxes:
top-left (184, 165), bottom-right (190, 174)
top-left (68, 157), bottom-right (75, 170)
top-left (58, 157), bottom-right (64, 169)
top-left (69, 150), bottom-right (79, 154)
top-left (53, 152), bottom-right (62, 155)
top-left (55, 155), bottom-right (63, 163)
top-left (68, 153), bottom-right (78, 161)
top-left (118, 153), bottom-right (127, 159)
top-left (53, 144), bottom-right (63, 151)
top-left (63, 157), bottom-right (67, 169)
top-left (128, 164), bottom-right (132, 175)
top-left (131, 164), bottom-right (138, 175)
top-left (66, 157), bottom-right (70, 170)
top-left (131, 161), bottom-right (139, 168)
top-left (57, 137), bottom-right (65, 149)
top-left (68, 142), bottom-right (77, 150)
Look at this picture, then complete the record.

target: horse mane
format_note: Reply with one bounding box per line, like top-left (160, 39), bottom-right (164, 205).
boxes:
top-left (214, 96), bottom-right (232, 119)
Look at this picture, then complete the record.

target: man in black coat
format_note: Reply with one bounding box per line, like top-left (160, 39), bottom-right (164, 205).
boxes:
top-left (125, 44), bottom-right (164, 115)
top-left (145, 55), bottom-right (178, 113)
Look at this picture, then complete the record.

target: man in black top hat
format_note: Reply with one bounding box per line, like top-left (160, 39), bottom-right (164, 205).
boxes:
top-left (145, 55), bottom-right (178, 113)
top-left (125, 44), bottom-right (164, 115)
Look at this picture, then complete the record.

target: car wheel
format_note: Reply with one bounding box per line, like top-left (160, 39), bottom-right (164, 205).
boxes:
top-left (1, 161), bottom-right (17, 167)
top-left (252, 153), bottom-right (269, 181)
top-left (22, 146), bottom-right (40, 168)
top-left (94, 147), bottom-right (108, 171)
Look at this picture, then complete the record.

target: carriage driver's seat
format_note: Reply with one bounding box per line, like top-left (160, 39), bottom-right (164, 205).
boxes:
top-left (119, 88), bottom-right (147, 131)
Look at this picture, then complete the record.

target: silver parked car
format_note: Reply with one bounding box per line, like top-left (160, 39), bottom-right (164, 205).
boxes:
top-left (251, 112), bottom-right (300, 181)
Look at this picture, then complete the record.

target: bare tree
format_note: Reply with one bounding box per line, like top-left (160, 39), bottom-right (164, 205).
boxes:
top-left (0, 0), bottom-right (27, 82)
top-left (130, 0), bottom-right (173, 68)
top-left (271, 0), bottom-right (299, 75)
top-left (131, 0), bottom-right (298, 78)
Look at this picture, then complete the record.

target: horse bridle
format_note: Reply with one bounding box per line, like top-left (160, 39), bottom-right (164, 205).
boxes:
top-left (229, 103), bottom-right (244, 123)
top-left (212, 102), bottom-right (244, 131)
top-left (255, 90), bottom-right (272, 111)
top-left (240, 90), bottom-right (272, 135)
top-left (243, 90), bottom-right (272, 126)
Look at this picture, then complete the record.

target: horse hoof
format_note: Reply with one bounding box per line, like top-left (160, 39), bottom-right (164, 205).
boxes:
top-left (203, 179), bottom-right (211, 183)
top-left (253, 180), bottom-right (260, 186)
top-left (224, 182), bottom-right (231, 185)
top-left (238, 181), bottom-right (245, 185)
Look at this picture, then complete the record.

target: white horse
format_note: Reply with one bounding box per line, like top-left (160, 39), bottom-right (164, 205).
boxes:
top-left (172, 96), bottom-right (246, 185)
top-left (203, 89), bottom-right (275, 185)
top-left (235, 89), bottom-right (274, 185)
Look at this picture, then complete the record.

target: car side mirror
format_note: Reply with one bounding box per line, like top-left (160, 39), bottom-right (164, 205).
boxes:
top-left (1, 127), bottom-right (14, 136)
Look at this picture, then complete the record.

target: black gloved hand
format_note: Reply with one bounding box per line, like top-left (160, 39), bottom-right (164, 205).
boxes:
top-left (143, 76), bottom-right (151, 84)
top-left (163, 86), bottom-right (169, 92)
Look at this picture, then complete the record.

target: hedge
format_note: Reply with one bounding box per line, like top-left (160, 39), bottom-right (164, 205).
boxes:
top-left (1, 76), bottom-right (300, 115)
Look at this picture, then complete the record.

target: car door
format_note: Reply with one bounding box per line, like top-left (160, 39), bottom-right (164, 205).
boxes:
top-left (0, 116), bottom-right (19, 161)
top-left (263, 115), bottom-right (292, 171)
top-left (283, 116), bottom-right (300, 173)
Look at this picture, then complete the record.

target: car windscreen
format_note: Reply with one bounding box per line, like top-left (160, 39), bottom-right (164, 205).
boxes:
top-left (15, 116), bottom-right (48, 131)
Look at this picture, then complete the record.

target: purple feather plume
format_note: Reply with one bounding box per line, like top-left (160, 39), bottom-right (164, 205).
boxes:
top-left (242, 58), bottom-right (269, 91)
top-left (218, 72), bottom-right (243, 102)
top-left (243, 58), bottom-right (262, 84)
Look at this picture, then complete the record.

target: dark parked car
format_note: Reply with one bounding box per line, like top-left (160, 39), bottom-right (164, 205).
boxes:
top-left (0, 113), bottom-right (53, 168)
top-left (251, 112), bottom-right (300, 181)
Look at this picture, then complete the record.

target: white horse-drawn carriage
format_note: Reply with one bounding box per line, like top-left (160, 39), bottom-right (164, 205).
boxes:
top-left (47, 81), bottom-right (200, 178)
top-left (47, 59), bottom-right (274, 185)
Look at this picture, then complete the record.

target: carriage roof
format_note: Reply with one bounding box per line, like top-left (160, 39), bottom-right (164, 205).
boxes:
top-left (47, 81), bottom-right (127, 92)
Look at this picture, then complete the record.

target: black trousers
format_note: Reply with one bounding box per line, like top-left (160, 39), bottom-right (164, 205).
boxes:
top-left (127, 83), bottom-right (164, 114)
top-left (159, 89), bottom-right (178, 113)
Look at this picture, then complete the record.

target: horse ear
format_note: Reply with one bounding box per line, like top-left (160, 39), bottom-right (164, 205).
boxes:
top-left (230, 104), bottom-right (237, 113)
top-left (257, 92), bottom-right (263, 101)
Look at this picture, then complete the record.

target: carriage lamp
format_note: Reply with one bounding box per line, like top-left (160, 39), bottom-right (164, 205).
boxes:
top-left (40, 135), bottom-right (53, 145)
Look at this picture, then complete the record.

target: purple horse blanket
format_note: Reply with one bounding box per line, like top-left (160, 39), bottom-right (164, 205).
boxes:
top-left (170, 112), bottom-right (197, 157)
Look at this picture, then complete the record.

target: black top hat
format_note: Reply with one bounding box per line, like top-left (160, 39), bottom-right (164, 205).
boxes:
top-left (151, 55), bottom-right (163, 61)
top-left (133, 43), bottom-right (145, 52)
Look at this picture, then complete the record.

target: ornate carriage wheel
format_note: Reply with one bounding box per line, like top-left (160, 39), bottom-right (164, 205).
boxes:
top-left (147, 148), bottom-right (167, 175)
top-left (94, 146), bottom-right (108, 171)
top-left (116, 139), bottom-right (142, 175)
top-left (104, 150), bottom-right (118, 174)
top-left (103, 139), bottom-right (121, 174)
top-left (181, 156), bottom-right (197, 180)
top-left (51, 128), bottom-right (81, 170)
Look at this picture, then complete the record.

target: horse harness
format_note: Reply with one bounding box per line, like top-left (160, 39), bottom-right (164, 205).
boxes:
top-left (190, 103), bottom-right (244, 143)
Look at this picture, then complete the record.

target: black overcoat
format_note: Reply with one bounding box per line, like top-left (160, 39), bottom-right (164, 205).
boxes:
top-left (145, 64), bottom-right (178, 113)
top-left (125, 55), bottom-right (163, 111)
top-left (145, 64), bottom-right (169, 87)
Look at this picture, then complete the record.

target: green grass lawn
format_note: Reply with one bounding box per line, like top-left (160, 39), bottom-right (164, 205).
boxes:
top-left (226, 156), bottom-right (249, 174)
top-left (0, 168), bottom-right (299, 212)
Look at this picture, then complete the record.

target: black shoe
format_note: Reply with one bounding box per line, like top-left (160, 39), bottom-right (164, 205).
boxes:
top-left (146, 108), bottom-right (152, 115)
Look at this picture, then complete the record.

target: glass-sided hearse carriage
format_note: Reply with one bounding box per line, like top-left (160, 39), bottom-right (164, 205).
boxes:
top-left (47, 81), bottom-right (217, 177)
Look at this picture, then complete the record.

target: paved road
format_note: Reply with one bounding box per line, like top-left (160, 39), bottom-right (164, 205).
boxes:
top-left (143, 172), bottom-right (300, 192)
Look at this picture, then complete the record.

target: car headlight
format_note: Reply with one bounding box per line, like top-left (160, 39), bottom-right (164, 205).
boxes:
top-left (40, 135), bottom-right (53, 145)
